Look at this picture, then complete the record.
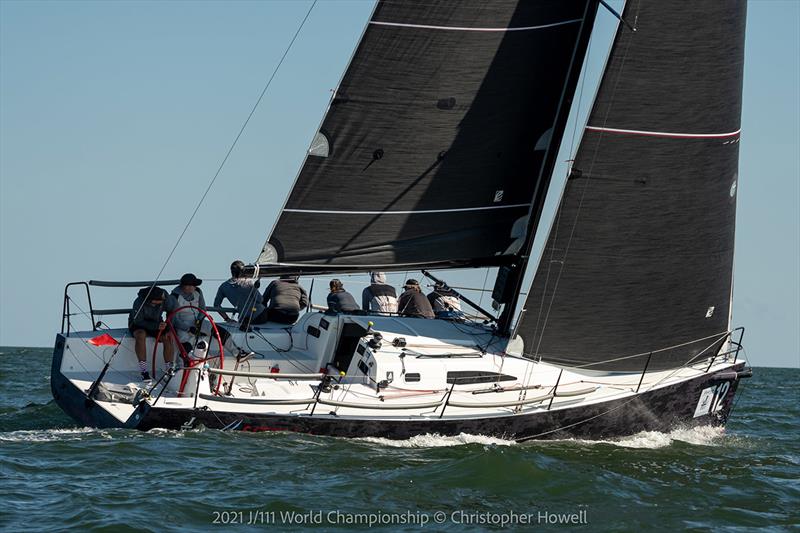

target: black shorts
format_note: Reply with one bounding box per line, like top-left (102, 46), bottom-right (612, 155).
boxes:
top-left (129, 326), bottom-right (168, 340)
top-left (266, 309), bottom-right (299, 325)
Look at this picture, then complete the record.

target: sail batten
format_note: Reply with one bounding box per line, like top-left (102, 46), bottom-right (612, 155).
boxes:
top-left (260, 0), bottom-right (598, 272)
top-left (516, 0), bottom-right (746, 372)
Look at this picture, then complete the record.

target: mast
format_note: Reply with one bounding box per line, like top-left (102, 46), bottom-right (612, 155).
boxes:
top-left (496, 0), bottom-right (599, 336)
top-left (252, 0), bottom-right (602, 278)
top-left (515, 0), bottom-right (747, 371)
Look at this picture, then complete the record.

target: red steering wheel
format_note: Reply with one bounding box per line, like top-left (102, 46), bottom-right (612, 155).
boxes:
top-left (152, 305), bottom-right (226, 396)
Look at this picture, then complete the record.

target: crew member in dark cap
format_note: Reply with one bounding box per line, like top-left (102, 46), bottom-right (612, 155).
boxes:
top-left (397, 279), bottom-right (435, 319)
top-left (214, 260), bottom-right (267, 329)
top-left (170, 273), bottom-right (207, 349)
top-left (128, 286), bottom-right (176, 381)
top-left (427, 281), bottom-right (463, 319)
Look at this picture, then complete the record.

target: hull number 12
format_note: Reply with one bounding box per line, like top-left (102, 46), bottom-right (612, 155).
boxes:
top-left (693, 381), bottom-right (731, 418)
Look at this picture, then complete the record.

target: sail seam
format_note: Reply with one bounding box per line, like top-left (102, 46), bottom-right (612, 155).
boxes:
top-left (369, 19), bottom-right (582, 33)
top-left (283, 204), bottom-right (529, 215)
top-left (585, 125), bottom-right (741, 139)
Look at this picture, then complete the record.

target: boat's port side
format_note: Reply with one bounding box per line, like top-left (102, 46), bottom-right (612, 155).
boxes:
top-left (138, 358), bottom-right (747, 440)
top-left (51, 310), bottom-right (748, 440)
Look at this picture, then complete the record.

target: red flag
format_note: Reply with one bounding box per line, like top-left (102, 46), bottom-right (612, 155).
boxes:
top-left (88, 333), bottom-right (120, 347)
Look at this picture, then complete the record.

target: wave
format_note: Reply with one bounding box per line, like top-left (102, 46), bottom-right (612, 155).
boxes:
top-left (357, 432), bottom-right (516, 448)
top-left (354, 425), bottom-right (728, 450)
top-left (0, 425), bottom-right (202, 443)
top-left (0, 427), bottom-right (111, 443)
top-left (0, 400), bottom-right (74, 433)
top-left (144, 427), bottom-right (186, 438)
top-left (568, 425), bottom-right (727, 449)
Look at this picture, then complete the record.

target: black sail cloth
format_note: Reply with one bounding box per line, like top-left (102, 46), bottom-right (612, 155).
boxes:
top-left (517, 0), bottom-right (746, 371)
top-left (259, 0), bottom-right (596, 272)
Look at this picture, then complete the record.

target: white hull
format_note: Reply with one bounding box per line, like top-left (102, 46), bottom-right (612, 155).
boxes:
top-left (52, 312), bottom-right (748, 439)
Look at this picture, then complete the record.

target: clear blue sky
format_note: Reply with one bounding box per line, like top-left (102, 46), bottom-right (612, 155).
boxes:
top-left (1, 1), bottom-right (798, 368)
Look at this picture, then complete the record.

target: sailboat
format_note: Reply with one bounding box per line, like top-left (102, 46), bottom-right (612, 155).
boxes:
top-left (52, 0), bottom-right (752, 440)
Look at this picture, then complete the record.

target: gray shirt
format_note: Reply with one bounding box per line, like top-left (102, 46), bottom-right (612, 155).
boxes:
top-left (397, 289), bottom-right (435, 319)
top-left (128, 287), bottom-right (177, 332)
top-left (214, 278), bottom-right (264, 319)
top-left (262, 279), bottom-right (308, 314)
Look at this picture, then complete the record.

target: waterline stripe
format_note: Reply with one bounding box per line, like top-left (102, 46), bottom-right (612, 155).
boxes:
top-left (284, 204), bottom-right (529, 215)
top-left (369, 18), bottom-right (582, 33)
top-left (585, 125), bottom-right (742, 139)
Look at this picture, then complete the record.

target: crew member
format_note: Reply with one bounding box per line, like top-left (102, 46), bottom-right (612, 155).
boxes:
top-left (213, 260), bottom-right (268, 329)
top-left (397, 279), bottom-right (434, 319)
top-left (262, 275), bottom-right (308, 324)
top-left (128, 286), bottom-right (176, 380)
top-left (327, 279), bottom-right (360, 313)
top-left (361, 272), bottom-right (397, 314)
top-left (170, 273), bottom-right (207, 349)
top-left (427, 281), bottom-right (463, 319)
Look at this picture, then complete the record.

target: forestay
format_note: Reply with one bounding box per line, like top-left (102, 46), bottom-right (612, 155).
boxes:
top-left (518, 0), bottom-right (746, 371)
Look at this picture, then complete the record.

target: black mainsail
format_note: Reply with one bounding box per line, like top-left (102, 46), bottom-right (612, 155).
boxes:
top-left (258, 0), bottom-right (598, 274)
top-left (517, 0), bottom-right (747, 371)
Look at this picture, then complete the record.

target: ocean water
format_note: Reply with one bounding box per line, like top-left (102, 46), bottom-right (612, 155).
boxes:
top-left (0, 347), bottom-right (797, 532)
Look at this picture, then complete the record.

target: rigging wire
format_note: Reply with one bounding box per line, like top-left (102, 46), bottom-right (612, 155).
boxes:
top-left (64, 297), bottom-right (137, 371)
top-left (516, 340), bottom-right (736, 442)
top-left (522, 0), bottom-right (598, 349)
top-left (81, 1), bottom-right (319, 396)
top-left (62, 312), bottom-right (141, 387)
top-left (526, 330), bottom-right (732, 369)
top-left (527, 6), bottom-right (609, 353)
top-left (63, 296), bottom-right (94, 328)
top-left (252, 328), bottom-right (316, 373)
top-left (530, 3), bottom-right (640, 362)
top-left (87, 1), bottom-right (318, 378)
top-left (160, 0), bottom-right (318, 290)
top-left (187, 0), bottom-right (319, 332)
top-left (515, 9), bottom-right (606, 400)
top-left (477, 268), bottom-right (490, 309)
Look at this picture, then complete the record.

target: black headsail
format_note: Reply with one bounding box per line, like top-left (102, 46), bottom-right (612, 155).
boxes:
top-left (256, 0), bottom-right (598, 275)
top-left (517, 0), bottom-right (746, 371)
